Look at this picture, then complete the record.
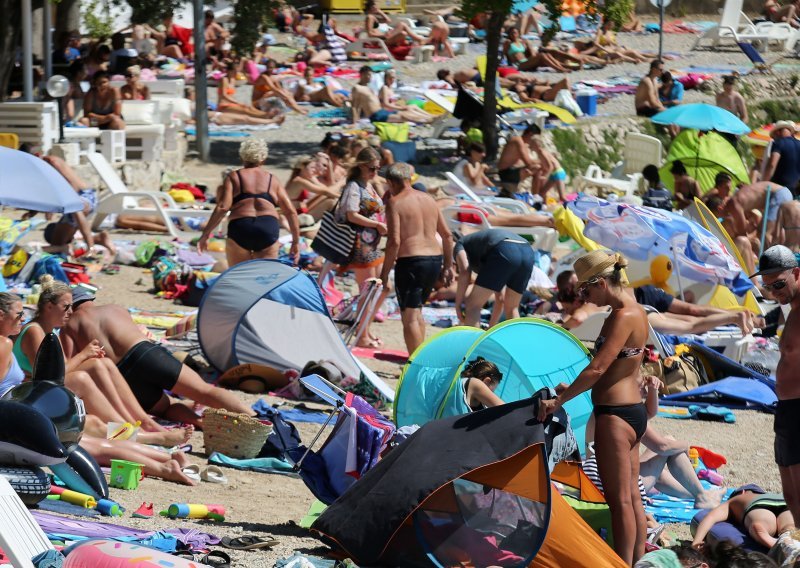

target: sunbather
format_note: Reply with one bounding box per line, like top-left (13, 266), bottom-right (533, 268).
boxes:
top-left (504, 28), bottom-right (571, 72)
top-left (218, 61), bottom-right (284, 119)
top-left (438, 197), bottom-right (554, 229)
top-left (252, 59), bottom-right (308, 115)
top-left (61, 289), bottom-right (257, 428)
top-left (286, 155), bottom-right (345, 219)
top-left (293, 66), bottom-right (347, 107)
top-left (764, 0), bottom-right (799, 27)
top-left (453, 142), bottom-right (495, 193)
top-left (352, 66), bottom-right (437, 124)
top-left (577, 19), bottom-right (653, 64)
top-left (378, 69), bottom-right (436, 122)
top-left (693, 486), bottom-right (796, 550)
top-left (80, 435), bottom-right (197, 485)
top-left (365, 0), bottom-right (426, 46)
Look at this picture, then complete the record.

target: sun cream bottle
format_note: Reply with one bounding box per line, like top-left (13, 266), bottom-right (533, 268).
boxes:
top-left (688, 448), bottom-right (700, 469)
top-left (108, 420), bottom-right (142, 441)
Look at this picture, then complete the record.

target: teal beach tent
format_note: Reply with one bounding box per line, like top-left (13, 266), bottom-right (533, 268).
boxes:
top-left (394, 319), bottom-right (594, 454)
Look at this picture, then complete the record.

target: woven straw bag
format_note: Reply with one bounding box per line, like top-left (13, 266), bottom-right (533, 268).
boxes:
top-left (202, 408), bottom-right (273, 459)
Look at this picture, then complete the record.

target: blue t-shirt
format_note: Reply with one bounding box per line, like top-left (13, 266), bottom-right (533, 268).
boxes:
top-left (770, 136), bottom-right (800, 193)
top-left (660, 81), bottom-right (684, 105)
top-left (52, 47), bottom-right (81, 64)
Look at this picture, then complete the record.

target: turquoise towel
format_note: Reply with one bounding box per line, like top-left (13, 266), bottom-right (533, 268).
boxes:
top-left (208, 452), bottom-right (298, 477)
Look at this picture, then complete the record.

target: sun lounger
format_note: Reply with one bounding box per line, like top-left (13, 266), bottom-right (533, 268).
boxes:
top-left (692, 0), bottom-right (777, 52)
top-left (442, 203), bottom-right (558, 252)
top-left (87, 151), bottom-right (212, 238)
top-left (0, 476), bottom-right (54, 568)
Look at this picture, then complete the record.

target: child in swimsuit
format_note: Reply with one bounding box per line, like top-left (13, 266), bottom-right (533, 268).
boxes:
top-left (460, 357), bottom-right (505, 412)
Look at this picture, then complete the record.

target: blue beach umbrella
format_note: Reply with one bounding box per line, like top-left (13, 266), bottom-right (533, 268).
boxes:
top-left (651, 103), bottom-right (751, 135)
top-left (0, 147), bottom-right (85, 213)
top-left (568, 195), bottom-right (754, 296)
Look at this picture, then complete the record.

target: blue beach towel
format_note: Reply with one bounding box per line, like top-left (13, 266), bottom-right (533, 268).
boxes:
top-left (208, 451), bottom-right (298, 476)
top-left (646, 485), bottom-right (734, 523)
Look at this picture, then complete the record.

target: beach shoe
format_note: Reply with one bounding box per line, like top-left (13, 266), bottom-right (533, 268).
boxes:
top-left (201, 465), bottom-right (228, 484)
top-left (181, 464), bottom-right (201, 481)
top-left (200, 551), bottom-right (231, 567)
top-left (132, 502), bottom-right (154, 519)
top-left (220, 535), bottom-right (280, 550)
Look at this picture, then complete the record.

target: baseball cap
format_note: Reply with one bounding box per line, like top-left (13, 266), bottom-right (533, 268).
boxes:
top-left (71, 286), bottom-right (96, 307)
top-left (749, 244), bottom-right (798, 278)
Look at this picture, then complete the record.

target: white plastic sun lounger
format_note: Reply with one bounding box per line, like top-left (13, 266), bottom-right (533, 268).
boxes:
top-left (0, 476), bottom-right (54, 568)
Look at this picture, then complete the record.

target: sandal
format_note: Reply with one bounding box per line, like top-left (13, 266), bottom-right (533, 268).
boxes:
top-left (201, 465), bottom-right (228, 484)
top-left (220, 535), bottom-right (280, 550)
top-left (200, 550), bottom-right (231, 567)
top-left (181, 464), bottom-right (201, 481)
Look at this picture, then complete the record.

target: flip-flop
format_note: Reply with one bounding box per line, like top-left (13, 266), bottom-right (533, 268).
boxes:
top-left (220, 535), bottom-right (279, 550)
top-left (181, 464), bottom-right (201, 481)
top-left (201, 465), bottom-right (228, 484)
top-left (200, 551), bottom-right (231, 567)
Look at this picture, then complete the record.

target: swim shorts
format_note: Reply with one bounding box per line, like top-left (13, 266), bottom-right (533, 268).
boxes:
top-left (117, 341), bottom-right (183, 412)
top-left (549, 168), bottom-right (567, 182)
top-left (768, 186), bottom-right (793, 222)
top-left (394, 255), bottom-right (443, 310)
top-left (475, 239), bottom-right (535, 294)
top-left (498, 167), bottom-right (522, 185)
top-left (370, 109), bottom-right (396, 123)
top-left (636, 107), bottom-right (659, 118)
top-left (775, 398), bottom-right (800, 467)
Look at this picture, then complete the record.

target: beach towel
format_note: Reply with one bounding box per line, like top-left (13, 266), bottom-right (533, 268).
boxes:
top-left (646, 486), bottom-right (734, 523)
top-left (250, 402), bottom-right (304, 459)
top-left (299, 500), bottom-right (327, 529)
top-left (253, 400), bottom-right (330, 424)
top-left (208, 451), bottom-right (297, 476)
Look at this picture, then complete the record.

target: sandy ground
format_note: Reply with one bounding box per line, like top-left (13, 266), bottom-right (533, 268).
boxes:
top-left (12, 22), bottom-right (791, 567)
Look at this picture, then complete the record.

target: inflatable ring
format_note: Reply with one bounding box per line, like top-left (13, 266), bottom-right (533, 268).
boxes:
top-left (0, 466), bottom-right (50, 505)
top-left (63, 539), bottom-right (205, 567)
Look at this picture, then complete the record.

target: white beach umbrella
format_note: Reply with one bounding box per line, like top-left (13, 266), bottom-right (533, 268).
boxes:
top-left (0, 148), bottom-right (84, 213)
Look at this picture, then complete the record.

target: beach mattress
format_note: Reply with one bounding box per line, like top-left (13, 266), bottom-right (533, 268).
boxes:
top-left (691, 509), bottom-right (766, 552)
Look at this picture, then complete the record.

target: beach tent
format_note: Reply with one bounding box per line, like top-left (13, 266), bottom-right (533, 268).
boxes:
top-left (394, 319), bottom-right (593, 453)
top-left (313, 396), bottom-right (625, 568)
top-left (659, 130), bottom-right (749, 193)
top-left (198, 259), bottom-right (361, 380)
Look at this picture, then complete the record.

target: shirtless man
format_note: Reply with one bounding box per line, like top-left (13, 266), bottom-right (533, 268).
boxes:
top-left (380, 163), bottom-right (454, 353)
top-left (351, 66), bottom-right (436, 124)
top-left (203, 10), bottom-right (229, 58)
top-left (634, 59), bottom-right (665, 117)
top-left (775, 200), bottom-right (800, 251)
top-left (753, 246), bottom-right (800, 527)
top-left (496, 123), bottom-right (541, 193)
top-left (61, 290), bottom-right (255, 428)
top-left (715, 75), bottom-right (748, 122)
top-left (726, 182), bottom-right (793, 251)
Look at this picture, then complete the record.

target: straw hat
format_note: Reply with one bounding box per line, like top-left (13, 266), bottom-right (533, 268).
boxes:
top-left (298, 213), bottom-right (321, 233)
top-left (574, 250), bottom-right (628, 286)
top-left (773, 120), bottom-right (796, 135)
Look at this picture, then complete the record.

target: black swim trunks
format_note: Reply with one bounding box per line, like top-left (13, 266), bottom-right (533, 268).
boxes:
top-left (227, 216), bottom-right (280, 252)
top-left (394, 255), bottom-right (443, 310)
top-left (636, 107), bottom-right (659, 118)
top-left (775, 398), bottom-right (800, 467)
top-left (117, 341), bottom-right (183, 412)
top-left (498, 167), bottom-right (522, 185)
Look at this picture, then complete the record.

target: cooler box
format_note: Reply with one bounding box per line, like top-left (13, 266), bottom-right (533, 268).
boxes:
top-left (576, 88), bottom-right (598, 117)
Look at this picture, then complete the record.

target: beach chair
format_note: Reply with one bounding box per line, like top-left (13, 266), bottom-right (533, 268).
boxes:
top-left (737, 41), bottom-right (773, 72)
top-left (0, 476), bottom-right (54, 568)
top-left (570, 309), bottom-right (671, 356)
top-left (692, 0), bottom-right (776, 52)
top-left (443, 172), bottom-right (531, 213)
top-left (87, 151), bottom-right (212, 238)
top-left (331, 278), bottom-right (385, 347)
top-left (442, 203), bottom-right (558, 253)
top-left (576, 132), bottom-right (660, 201)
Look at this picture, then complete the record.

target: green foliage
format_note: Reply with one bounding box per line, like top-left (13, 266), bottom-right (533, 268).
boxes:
top-left (752, 98), bottom-right (800, 126)
top-left (602, 0), bottom-right (633, 30)
top-left (231, 0), bottom-right (277, 56)
top-left (82, 0), bottom-right (114, 40)
top-left (550, 127), bottom-right (622, 177)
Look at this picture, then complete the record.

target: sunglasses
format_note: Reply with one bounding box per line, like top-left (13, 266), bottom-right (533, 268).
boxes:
top-left (578, 277), bottom-right (602, 298)
top-left (62, 303), bottom-right (73, 312)
top-left (367, 166), bottom-right (380, 172)
top-left (763, 279), bottom-right (788, 291)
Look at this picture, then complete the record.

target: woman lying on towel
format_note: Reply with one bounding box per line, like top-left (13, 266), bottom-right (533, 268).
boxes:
top-left (217, 61), bottom-right (287, 121)
top-left (461, 357), bottom-right (505, 411)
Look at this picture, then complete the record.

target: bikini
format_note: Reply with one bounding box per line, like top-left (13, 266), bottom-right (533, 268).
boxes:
top-left (592, 335), bottom-right (648, 440)
top-left (226, 170), bottom-right (281, 252)
top-left (508, 42), bottom-right (528, 64)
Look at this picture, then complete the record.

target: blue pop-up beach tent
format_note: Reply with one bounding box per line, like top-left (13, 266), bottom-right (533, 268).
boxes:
top-left (394, 319), bottom-right (594, 453)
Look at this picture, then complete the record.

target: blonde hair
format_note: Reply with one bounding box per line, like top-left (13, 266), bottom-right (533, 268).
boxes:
top-left (574, 250), bottom-right (629, 287)
top-left (37, 275), bottom-right (72, 313)
top-left (126, 65), bottom-right (141, 76)
top-left (347, 147), bottom-right (381, 182)
top-left (239, 139), bottom-right (269, 165)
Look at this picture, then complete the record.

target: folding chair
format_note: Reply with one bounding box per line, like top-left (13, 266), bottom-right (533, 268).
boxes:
top-left (331, 278), bottom-right (384, 347)
top-left (737, 41), bottom-right (772, 72)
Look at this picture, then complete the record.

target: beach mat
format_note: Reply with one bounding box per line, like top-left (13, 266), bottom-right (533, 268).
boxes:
top-left (351, 346), bottom-right (409, 364)
top-left (37, 499), bottom-right (100, 518)
top-left (646, 486), bottom-right (734, 523)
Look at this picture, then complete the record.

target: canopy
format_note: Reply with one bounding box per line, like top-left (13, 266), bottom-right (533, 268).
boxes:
top-left (651, 103), bottom-right (750, 135)
top-left (0, 148), bottom-right (85, 213)
top-left (659, 130), bottom-right (750, 193)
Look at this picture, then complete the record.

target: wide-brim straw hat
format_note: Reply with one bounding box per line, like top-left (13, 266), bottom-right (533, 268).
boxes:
top-left (298, 213), bottom-right (321, 233)
top-left (773, 120), bottom-right (796, 135)
top-left (574, 250), bottom-right (627, 286)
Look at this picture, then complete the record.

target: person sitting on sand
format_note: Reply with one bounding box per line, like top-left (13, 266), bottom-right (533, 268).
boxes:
top-left (496, 123), bottom-right (542, 193)
top-left (504, 27), bottom-right (571, 73)
top-left (252, 59), bottom-right (308, 115)
top-left (671, 160), bottom-right (701, 209)
top-left (659, 72), bottom-right (683, 108)
top-left (635, 60), bottom-right (666, 117)
top-left (61, 289), bottom-right (257, 428)
top-left (293, 66), bottom-right (347, 107)
top-left (579, 18), bottom-right (652, 65)
top-left (286, 155), bottom-right (345, 219)
top-left (641, 165), bottom-right (673, 210)
top-left (217, 61), bottom-right (285, 120)
top-left (693, 485), bottom-right (796, 550)
top-left (461, 357), bottom-right (505, 411)
top-left (352, 66), bottom-right (436, 124)
top-left (378, 69), bottom-right (436, 123)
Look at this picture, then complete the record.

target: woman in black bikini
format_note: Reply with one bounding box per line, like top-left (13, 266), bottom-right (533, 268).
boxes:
top-left (538, 249), bottom-right (649, 566)
top-left (198, 139), bottom-right (300, 267)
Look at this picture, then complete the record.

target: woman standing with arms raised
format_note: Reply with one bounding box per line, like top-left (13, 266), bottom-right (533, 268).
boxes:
top-left (199, 139), bottom-right (300, 267)
top-left (539, 250), bottom-right (649, 565)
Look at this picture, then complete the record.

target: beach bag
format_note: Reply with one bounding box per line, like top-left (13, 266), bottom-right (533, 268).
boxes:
top-left (151, 256), bottom-right (192, 298)
top-left (311, 195), bottom-right (357, 265)
top-left (661, 353), bottom-right (708, 394)
top-left (28, 254), bottom-right (68, 285)
top-left (135, 240), bottom-right (174, 267)
top-left (202, 408), bottom-right (273, 459)
top-left (374, 122), bottom-right (409, 143)
top-left (2, 248), bottom-right (29, 279)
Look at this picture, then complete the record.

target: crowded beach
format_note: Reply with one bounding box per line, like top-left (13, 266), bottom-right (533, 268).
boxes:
top-left (2, 0), bottom-right (800, 566)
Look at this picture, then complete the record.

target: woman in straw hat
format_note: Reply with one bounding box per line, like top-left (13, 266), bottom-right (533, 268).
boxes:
top-left (538, 249), bottom-right (649, 565)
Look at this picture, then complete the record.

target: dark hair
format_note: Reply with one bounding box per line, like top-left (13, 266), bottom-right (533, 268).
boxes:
top-left (225, 60), bottom-right (236, 71)
top-left (711, 542), bottom-right (777, 568)
top-left (364, 0), bottom-right (376, 10)
top-left (359, 65), bottom-right (372, 74)
top-left (723, 75), bottom-right (736, 85)
top-left (436, 69), bottom-right (450, 81)
top-left (67, 60), bottom-right (86, 81)
top-left (642, 164), bottom-right (660, 184)
top-left (672, 543), bottom-right (708, 567)
top-left (18, 143), bottom-right (33, 154)
top-left (111, 32), bottom-right (125, 50)
top-left (97, 44), bottom-right (111, 57)
top-left (328, 143), bottom-right (348, 160)
top-left (556, 270), bottom-right (577, 303)
top-left (670, 160), bottom-right (687, 176)
top-left (650, 59), bottom-right (664, 71)
top-left (204, 9), bottom-right (214, 18)
top-left (523, 123), bottom-right (541, 137)
top-left (705, 195), bottom-right (724, 213)
top-left (715, 172), bottom-right (731, 186)
top-left (660, 71), bottom-right (673, 83)
top-left (92, 70), bottom-right (110, 84)
top-left (461, 357), bottom-right (502, 384)
top-left (468, 142), bottom-right (486, 155)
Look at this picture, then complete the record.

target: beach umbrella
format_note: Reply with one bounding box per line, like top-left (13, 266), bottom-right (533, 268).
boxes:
top-left (651, 103), bottom-right (751, 135)
top-left (660, 130), bottom-right (750, 193)
top-left (0, 147), bottom-right (84, 214)
top-left (568, 195), bottom-right (753, 297)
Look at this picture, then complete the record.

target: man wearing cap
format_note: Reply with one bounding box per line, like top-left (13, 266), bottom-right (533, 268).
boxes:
top-left (62, 290), bottom-right (256, 427)
top-left (764, 121), bottom-right (800, 197)
top-left (752, 244), bottom-right (800, 524)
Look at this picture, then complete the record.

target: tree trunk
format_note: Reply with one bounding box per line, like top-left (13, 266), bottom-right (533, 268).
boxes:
top-left (482, 10), bottom-right (505, 161)
top-left (0, 0), bottom-right (22, 100)
top-left (55, 0), bottom-right (81, 38)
